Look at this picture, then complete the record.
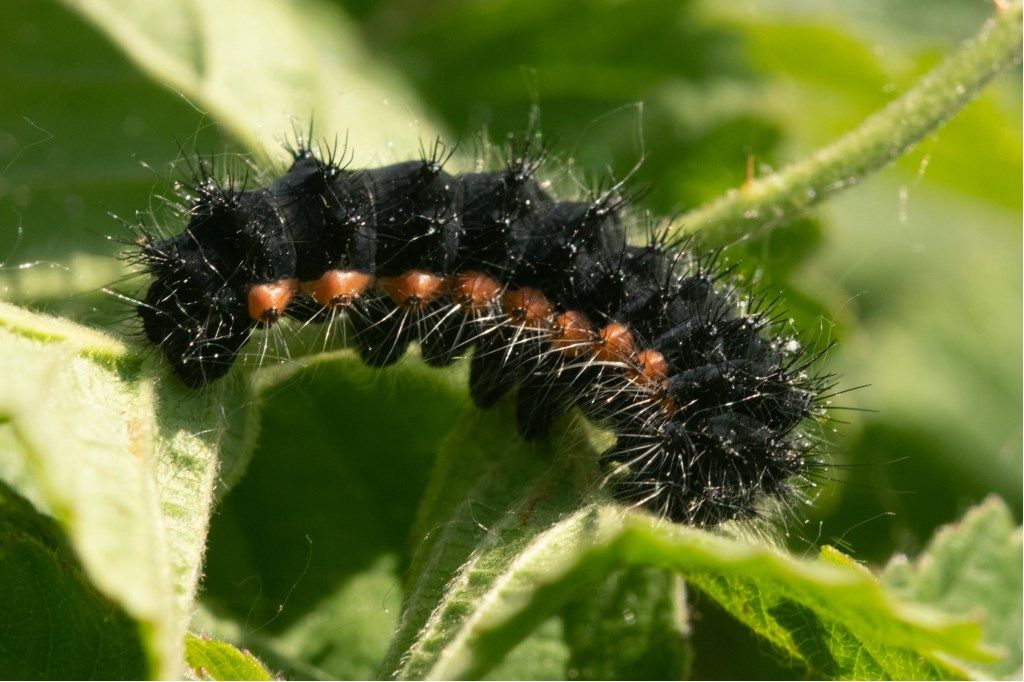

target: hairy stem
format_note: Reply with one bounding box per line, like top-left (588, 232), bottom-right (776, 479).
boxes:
top-left (679, 1), bottom-right (1023, 243)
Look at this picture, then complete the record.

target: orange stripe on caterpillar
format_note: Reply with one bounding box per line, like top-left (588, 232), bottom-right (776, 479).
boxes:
top-left (300, 270), bottom-right (375, 308)
top-left (247, 279), bottom-right (299, 323)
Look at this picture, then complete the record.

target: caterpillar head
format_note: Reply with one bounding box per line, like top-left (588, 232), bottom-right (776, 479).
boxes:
top-left (137, 234), bottom-right (253, 387)
top-left (137, 178), bottom-right (298, 386)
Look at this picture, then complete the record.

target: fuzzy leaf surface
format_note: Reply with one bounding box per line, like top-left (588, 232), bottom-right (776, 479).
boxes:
top-left (0, 302), bottom-right (259, 677)
top-left (184, 633), bottom-right (274, 681)
top-left (883, 497), bottom-right (1023, 679)
top-left (392, 503), bottom-right (992, 680)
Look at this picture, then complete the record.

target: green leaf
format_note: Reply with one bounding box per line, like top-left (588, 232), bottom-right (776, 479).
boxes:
top-left (485, 617), bottom-right (569, 680)
top-left (0, 0), bottom-right (227, 307)
top-left (184, 633), bottom-right (274, 681)
top-left (393, 504), bottom-right (991, 680)
top-left (562, 567), bottom-right (691, 680)
top-left (58, 0), bottom-right (440, 165)
top-left (382, 401), bottom-right (602, 678)
top-left (0, 301), bottom-right (259, 677)
top-left (0, 481), bottom-right (148, 679)
top-left (194, 353), bottom-right (466, 679)
top-left (883, 497), bottom-right (1023, 679)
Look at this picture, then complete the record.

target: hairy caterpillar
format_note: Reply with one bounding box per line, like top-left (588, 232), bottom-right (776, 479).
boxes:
top-left (126, 132), bottom-right (831, 526)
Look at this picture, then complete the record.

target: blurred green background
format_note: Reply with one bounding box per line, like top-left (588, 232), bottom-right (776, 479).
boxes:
top-left (0, 0), bottom-right (1019, 678)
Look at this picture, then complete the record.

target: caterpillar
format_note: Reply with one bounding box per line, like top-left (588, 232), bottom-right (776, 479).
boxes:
top-left (128, 132), bottom-right (830, 526)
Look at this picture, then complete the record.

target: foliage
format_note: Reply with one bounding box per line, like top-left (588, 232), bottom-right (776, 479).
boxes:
top-left (0, 0), bottom-right (1019, 678)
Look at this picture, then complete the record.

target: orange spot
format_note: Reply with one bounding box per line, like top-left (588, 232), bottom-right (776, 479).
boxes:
top-left (593, 322), bottom-right (636, 363)
top-left (247, 278), bottom-right (298, 323)
top-left (378, 270), bottom-right (445, 309)
top-left (660, 396), bottom-right (678, 418)
top-left (502, 287), bottom-right (555, 326)
top-left (628, 349), bottom-right (669, 388)
top-left (448, 271), bottom-right (502, 312)
top-left (300, 270), bottom-right (374, 307)
top-left (549, 311), bottom-right (594, 356)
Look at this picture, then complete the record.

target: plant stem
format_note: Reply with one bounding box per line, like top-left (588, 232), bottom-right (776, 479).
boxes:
top-left (679, 1), bottom-right (1023, 243)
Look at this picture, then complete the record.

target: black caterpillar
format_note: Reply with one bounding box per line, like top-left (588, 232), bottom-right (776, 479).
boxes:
top-left (130, 135), bottom-right (829, 525)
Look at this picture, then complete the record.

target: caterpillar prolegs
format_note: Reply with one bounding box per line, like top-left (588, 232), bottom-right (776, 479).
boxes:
top-left (131, 136), bottom-right (830, 526)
